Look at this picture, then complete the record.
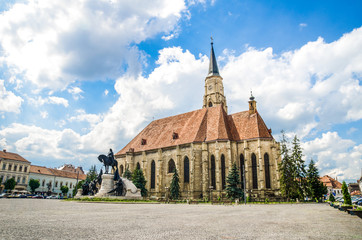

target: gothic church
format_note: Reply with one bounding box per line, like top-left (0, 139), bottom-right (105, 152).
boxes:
top-left (115, 42), bottom-right (281, 200)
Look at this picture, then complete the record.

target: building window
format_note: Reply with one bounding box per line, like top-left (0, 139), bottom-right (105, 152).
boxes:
top-left (120, 165), bottom-right (124, 176)
top-left (221, 154), bottom-right (226, 190)
top-left (136, 162), bottom-right (141, 170)
top-left (172, 132), bottom-right (179, 139)
top-left (151, 160), bottom-right (156, 189)
top-left (168, 159), bottom-right (176, 173)
top-left (14, 165), bottom-right (17, 171)
top-left (66, 182), bottom-right (68, 187)
top-left (8, 164), bottom-right (12, 171)
top-left (22, 177), bottom-right (26, 184)
top-left (264, 153), bottom-right (271, 189)
top-left (70, 183), bottom-right (72, 189)
top-left (42, 180), bottom-right (45, 187)
top-left (60, 182), bottom-right (63, 187)
top-left (17, 176), bottom-right (20, 183)
top-left (252, 153), bottom-right (258, 189)
top-left (240, 154), bottom-right (245, 189)
top-left (141, 139), bottom-right (147, 145)
top-left (209, 102), bottom-right (213, 107)
top-left (55, 181), bottom-right (58, 187)
top-left (19, 165), bottom-right (23, 172)
top-left (2, 164), bottom-right (5, 170)
top-left (210, 155), bottom-right (216, 189)
top-left (24, 166), bottom-right (27, 172)
top-left (184, 156), bottom-right (190, 183)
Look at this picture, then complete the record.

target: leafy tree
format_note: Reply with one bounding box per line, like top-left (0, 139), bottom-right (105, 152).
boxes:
top-left (169, 168), bottom-right (180, 200)
top-left (4, 178), bottom-right (16, 191)
top-left (123, 166), bottom-right (132, 180)
top-left (341, 181), bottom-right (352, 205)
top-left (86, 165), bottom-right (98, 182)
top-left (132, 168), bottom-right (147, 197)
top-left (306, 159), bottom-right (327, 201)
top-left (225, 162), bottom-right (243, 200)
top-left (28, 178), bottom-right (40, 193)
top-left (61, 185), bottom-right (69, 197)
top-left (328, 192), bottom-right (335, 202)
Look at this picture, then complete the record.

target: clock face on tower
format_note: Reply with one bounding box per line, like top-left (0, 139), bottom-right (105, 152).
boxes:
top-left (208, 85), bottom-right (212, 90)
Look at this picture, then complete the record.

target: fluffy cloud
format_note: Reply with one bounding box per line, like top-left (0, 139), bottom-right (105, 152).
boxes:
top-left (0, 80), bottom-right (23, 113)
top-left (223, 27), bottom-right (362, 137)
top-left (0, 0), bottom-right (187, 91)
top-left (28, 96), bottom-right (69, 107)
top-left (303, 132), bottom-right (362, 181)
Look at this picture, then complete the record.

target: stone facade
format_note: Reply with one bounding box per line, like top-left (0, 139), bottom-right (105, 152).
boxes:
top-left (116, 42), bottom-right (282, 200)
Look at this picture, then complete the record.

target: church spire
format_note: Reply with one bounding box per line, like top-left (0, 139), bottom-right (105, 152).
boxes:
top-left (203, 38), bottom-right (228, 113)
top-left (208, 37), bottom-right (220, 77)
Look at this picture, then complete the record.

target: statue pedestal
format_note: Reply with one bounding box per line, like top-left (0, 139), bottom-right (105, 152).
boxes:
top-left (74, 188), bottom-right (83, 198)
top-left (95, 174), bottom-right (114, 197)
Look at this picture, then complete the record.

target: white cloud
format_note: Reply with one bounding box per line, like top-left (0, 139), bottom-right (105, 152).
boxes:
top-left (0, 80), bottom-right (23, 113)
top-left (68, 109), bottom-right (102, 129)
top-left (68, 86), bottom-right (83, 100)
top-left (104, 89), bottom-right (109, 96)
top-left (28, 95), bottom-right (69, 107)
top-left (0, 0), bottom-right (188, 91)
top-left (303, 132), bottom-right (362, 181)
top-left (40, 111), bottom-right (48, 119)
top-left (299, 23), bottom-right (307, 28)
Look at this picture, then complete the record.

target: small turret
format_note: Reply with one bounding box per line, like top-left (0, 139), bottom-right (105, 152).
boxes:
top-left (248, 91), bottom-right (257, 115)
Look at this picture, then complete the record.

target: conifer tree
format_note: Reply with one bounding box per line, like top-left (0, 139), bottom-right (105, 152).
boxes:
top-left (291, 135), bottom-right (307, 200)
top-left (225, 163), bottom-right (243, 200)
top-left (86, 165), bottom-right (98, 182)
top-left (279, 131), bottom-right (295, 200)
top-left (132, 168), bottom-right (148, 197)
top-left (328, 192), bottom-right (335, 202)
top-left (306, 159), bottom-right (327, 200)
top-left (169, 168), bottom-right (180, 200)
top-left (123, 166), bottom-right (132, 180)
top-left (341, 181), bottom-right (352, 205)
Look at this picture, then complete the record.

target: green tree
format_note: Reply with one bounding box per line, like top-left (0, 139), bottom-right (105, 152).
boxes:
top-left (328, 192), bottom-right (335, 202)
top-left (132, 168), bottom-right (147, 197)
top-left (169, 168), bottom-right (180, 200)
top-left (73, 180), bottom-right (84, 196)
top-left (306, 159), bottom-right (326, 201)
top-left (291, 135), bottom-right (307, 200)
top-left (123, 166), bottom-right (132, 180)
top-left (225, 163), bottom-right (243, 200)
top-left (341, 181), bottom-right (352, 205)
top-left (28, 178), bottom-right (40, 194)
top-left (86, 165), bottom-right (98, 182)
top-left (4, 178), bottom-right (16, 191)
top-left (61, 185), bottom-right (69, 197)
top-left (278, 131), bottom-right (295, 201)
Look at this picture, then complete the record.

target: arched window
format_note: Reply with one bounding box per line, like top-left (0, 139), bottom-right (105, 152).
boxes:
top-left (240, 154), bottom-right (245, 189)
top-left (136, 162), bottom-right (140, 170)
top-left (151, 160), bottom-right (156, 189)
top-left (42, 179), bottom-right (45, 186)
top-left (264, 153), bottom-right (271, 189)
top-left (168, 159), bottom-right (175, 173)
top-left (209, 102), bottom-right (213, 107)
top-left (221, 154), bottom-right (226, 190)
top-left (60, 182), bottom-right (63, 187)
top-left (55, 181), bottom-right (58, 187)
top-left (120, 165), bottom-right (124, 176)
top-left (184, 156), bottom-right (189, 183)
top-left (251, 153), bottom-right (258, 189)
top-left (210, 155), bottom-right (216, 189)
top-left (70, 183), bottom-right (72, 188)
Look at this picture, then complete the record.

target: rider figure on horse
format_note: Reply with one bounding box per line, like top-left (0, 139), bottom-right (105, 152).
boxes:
top-left (108, 149), bottom-right (115, 162)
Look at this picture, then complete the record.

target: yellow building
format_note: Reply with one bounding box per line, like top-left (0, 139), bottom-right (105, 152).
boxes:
top-left (0, 149), bottom-right (31, 192)
top-left (116, 42), bottom-right (281, 200)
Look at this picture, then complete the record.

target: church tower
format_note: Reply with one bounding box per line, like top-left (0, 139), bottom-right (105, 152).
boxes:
top-left (203, 39), bottom-right (228, 113)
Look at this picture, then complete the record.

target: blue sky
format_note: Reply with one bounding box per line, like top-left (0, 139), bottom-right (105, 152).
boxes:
top-left (0, 0), bottom-right (361, 182)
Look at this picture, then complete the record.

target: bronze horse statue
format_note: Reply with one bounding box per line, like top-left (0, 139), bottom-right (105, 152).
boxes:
top-left (98, 150), bottom-right (118, 174)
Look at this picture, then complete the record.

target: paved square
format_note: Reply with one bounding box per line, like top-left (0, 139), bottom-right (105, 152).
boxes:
top-left (0, 199), bottom-right (361, 239)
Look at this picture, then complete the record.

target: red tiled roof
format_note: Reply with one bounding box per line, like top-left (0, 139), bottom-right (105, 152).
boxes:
top-left (116, 105), bottom-right (273, 156)
top-left (30, 165), bottom-right (86, 180)
top-left (0, 150), bottom-right (30, 163)
top-left (320, 175), bottom-right (342, 189)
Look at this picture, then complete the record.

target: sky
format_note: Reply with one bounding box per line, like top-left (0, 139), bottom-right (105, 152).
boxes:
top-left (0, 0), bottom-right (361, 182)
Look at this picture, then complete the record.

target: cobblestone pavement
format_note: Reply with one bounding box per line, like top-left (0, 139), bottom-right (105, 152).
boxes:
top-left (0, 199), bottom-right (361, 240)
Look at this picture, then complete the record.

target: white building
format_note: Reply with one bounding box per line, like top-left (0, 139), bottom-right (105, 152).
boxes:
top-left (27, 165), bottom-right (86, 197)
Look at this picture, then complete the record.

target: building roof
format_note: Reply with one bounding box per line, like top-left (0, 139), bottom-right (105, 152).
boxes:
top-left (320, 175), bottom-right (342, 189)
top-left (30, 165), bottom-right (86, 180)
top-left (0, 150), bottom-right (30, 163)
top-left (116, 104), bottom-right (273, 156)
